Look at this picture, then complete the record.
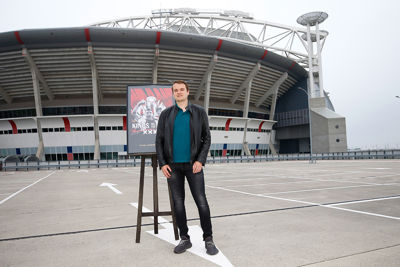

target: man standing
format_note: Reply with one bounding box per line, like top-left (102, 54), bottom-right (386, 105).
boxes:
top-left (156, 80), bottom-right (219, 255)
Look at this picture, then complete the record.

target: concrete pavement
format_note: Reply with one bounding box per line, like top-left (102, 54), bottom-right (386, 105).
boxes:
top-left (1, 160), bottom-right (399, 266)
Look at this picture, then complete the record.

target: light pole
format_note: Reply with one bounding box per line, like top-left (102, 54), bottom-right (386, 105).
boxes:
top-left (297, 11), bottom-right (328, 98)
top-left (298, 87), bottom-right (315, 163)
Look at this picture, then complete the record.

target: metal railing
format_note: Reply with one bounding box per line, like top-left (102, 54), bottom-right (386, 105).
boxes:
top-left (1, 149), bottom-right (399, 171)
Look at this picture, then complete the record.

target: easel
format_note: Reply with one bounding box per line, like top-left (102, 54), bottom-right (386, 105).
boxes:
top-left (135, 153), bottom-right (179, 243)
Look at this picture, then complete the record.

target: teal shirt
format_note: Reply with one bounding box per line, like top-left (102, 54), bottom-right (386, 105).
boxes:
top-left (173, 105), bottom-right (191, 163)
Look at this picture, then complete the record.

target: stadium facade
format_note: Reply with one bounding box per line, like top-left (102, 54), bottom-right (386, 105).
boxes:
top-left (0, 9), bottom-right (347, 161)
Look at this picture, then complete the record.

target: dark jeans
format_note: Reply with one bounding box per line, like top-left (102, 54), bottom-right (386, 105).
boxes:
top-left (168, 162), bottom-right (212, 240)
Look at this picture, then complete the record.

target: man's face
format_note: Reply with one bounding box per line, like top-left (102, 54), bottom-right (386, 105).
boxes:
top-left (172, 83), bottom-right (189, 102)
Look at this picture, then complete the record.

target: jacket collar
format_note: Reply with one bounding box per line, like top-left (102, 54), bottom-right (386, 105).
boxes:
top-left (174, 101), bottom-right (192, 113)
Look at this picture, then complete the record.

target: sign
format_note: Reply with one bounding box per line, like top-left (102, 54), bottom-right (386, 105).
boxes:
top-left (127, 85), bottom-right (173, 154)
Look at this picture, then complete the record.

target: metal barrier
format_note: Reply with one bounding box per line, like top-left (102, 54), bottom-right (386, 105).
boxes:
top-left (2, 149), bottom-right (400, 171)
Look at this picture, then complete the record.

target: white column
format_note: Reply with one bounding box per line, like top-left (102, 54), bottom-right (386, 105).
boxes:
top-left (242, 79), bottom-right (253, 156)
top-left (89, 51), bottom-right (100, 160)
top-left (306, 23), bottom-right (315, 98)
top-left (203, 71), bottom-right (212, 114)
top-left (153, 46), bottom-right (159, 84)
top-left (316, 22), bottom-right (324, 97)
top-left (31, 69), bottom-right (44, 160)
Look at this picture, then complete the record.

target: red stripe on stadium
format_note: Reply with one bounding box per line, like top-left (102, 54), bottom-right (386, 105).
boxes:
top-left (123, 116), bottom-right (127, 131)
top-left (289, 61), bottom-right (296, 70)
top-left (260, 50), bottom-right (268, 60)
top-left (156, 31), bottom-right (161, 44)
top-left (14, 31), bottom-right (24, 45)
top-left (84, 28), bottom-right (91, 42)
top-left (225, 118), bottom-right (232, 131)
top-left (258, 121), bottom-right (265, 132)
top-left (8, 120), bottom-right (18, 134)
top-left (216, 39), bottom-right (223, 51)
top-left (63, 117), bottom-right (71, 132)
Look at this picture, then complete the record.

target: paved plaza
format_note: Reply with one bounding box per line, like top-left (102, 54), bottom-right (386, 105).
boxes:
top-left (1, 160), bottom-right (400, 266)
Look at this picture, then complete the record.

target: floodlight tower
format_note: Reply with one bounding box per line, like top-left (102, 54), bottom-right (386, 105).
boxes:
top-left (297, 11), bottom-right (328, 98)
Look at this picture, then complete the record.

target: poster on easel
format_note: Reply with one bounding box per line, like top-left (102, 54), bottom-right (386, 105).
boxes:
top-left (127, 85), bottom-right (173, 154)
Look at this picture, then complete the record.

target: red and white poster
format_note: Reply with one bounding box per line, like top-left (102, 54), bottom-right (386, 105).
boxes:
top-left (127, 85), bottom-right (173, 154)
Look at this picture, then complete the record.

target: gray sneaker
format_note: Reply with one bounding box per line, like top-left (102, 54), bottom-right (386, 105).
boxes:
top-left (205, 236), bottom-right (219, 255)
top-left (174, 236), bottom-right (192, 254)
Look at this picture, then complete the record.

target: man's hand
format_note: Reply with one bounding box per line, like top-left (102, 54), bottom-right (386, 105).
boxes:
top-left (193, 161), bottom-right (202, 174)
top-left (161, 165), bottom-right (172, 178)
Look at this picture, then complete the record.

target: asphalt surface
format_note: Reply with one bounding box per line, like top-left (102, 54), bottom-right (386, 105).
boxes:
top-left (1, 160), bottom-right (399, 266)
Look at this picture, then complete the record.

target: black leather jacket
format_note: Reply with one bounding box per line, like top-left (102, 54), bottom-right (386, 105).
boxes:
top-left (156, 102), bottom-right (211, 167)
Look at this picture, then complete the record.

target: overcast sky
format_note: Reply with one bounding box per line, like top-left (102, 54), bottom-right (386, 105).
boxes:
top-left (1, 0), bottom-right (399, 149)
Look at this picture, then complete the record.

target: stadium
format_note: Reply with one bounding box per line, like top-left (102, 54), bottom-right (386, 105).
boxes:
top-left (0, 9), bottom-right (347, 162)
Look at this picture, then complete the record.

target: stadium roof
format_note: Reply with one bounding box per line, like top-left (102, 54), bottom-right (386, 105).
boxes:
top-left (0, 26), bottom-right (307, 112)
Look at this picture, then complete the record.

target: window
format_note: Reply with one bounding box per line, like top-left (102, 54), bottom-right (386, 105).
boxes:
top-left (112, 126), bottom-right (118, 131)
top-left (43, 128), bottom-right (49, 132)
top-left (99, 126), bottom-right (105, 131)
top-left (88, 127), bottom-right (94, 131)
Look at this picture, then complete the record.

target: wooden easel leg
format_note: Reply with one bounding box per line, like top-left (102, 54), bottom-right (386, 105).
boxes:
top-left (135, 156), bottom-right (146, 243)
top-left (152, 155), bottom-right (159, 234)
top-left (168, 182), bottom-right (179, 240)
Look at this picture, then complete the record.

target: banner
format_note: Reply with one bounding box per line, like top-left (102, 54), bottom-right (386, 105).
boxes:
top-left (127, 85), bottom-right (173, 154)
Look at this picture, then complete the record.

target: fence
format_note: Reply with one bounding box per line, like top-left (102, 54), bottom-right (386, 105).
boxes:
top-left (1, 150), bottom-right (400, 171)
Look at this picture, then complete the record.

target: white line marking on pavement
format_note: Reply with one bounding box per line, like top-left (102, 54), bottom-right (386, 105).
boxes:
top-left (329, 195), bottom-right (400, 206)
top-left (263, 184), bottom-right (391, 195)
top-left (324, 206), bottom-right (400, 221)
top-left (307, 171), bottom-right (364, 177)
top-left (99, 183), bottom-right (122, 195)
top-left (224, 180), bottom-right (318, 187)
top-left (0, 171), bottom-right (55, 205)
top-left (205, 185), bottom-right (400, 221)
top-left (207, 177), bottom-right (311, 183)
top-left (208, 175), bottom-right (380, 186)
top-left (130, 203), bottom-right (233, 267)
top-left (366, 168), bottom-right (391, 170)
top-left (362, 174), bottom-right (400, 179)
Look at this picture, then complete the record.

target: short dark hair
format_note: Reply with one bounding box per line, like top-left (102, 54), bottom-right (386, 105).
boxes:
top-left (172, 80), bottom-right (189, 91)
